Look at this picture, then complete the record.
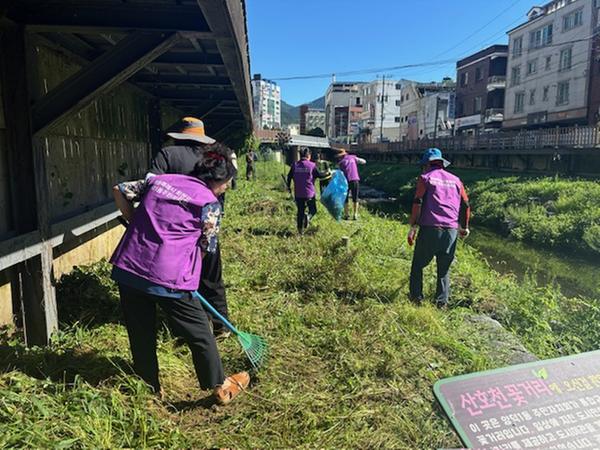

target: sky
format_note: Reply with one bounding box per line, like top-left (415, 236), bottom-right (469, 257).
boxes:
top-left (246, 0), bottom-right (543, 106)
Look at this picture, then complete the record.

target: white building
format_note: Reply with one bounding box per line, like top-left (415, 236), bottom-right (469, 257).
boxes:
top-left (358, 78), bottom-right (404, 142)
top-left (324, 81), bottom-right (365, 139)
top-left (251, 74), bottom-right (281, 129)
top-left (304, 109), bottom-right (326, 134)
top-left (504, 0), bottom-right (597, 128)
top-left (397, 81), bottom-right (456, 140)
top-left (287, 123), bottom-right (300, 135)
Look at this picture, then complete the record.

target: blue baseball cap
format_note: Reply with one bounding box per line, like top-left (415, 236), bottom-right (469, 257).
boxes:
top-left (419, 148), bottom-right (450, 167)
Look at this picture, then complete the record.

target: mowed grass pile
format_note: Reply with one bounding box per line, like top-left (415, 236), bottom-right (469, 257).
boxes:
top-left (0, 161), bottom-right (598, 448)
top-left (362, 163), bottom-right (600, 256)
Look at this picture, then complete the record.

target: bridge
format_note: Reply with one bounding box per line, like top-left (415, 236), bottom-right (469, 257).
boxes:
top-left (0, 0), bottom-right (252, 345)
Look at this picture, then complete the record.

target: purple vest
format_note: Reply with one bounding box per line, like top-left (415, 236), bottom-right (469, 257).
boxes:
top-left (338, 155), bottom-right (360, 182)
top-left (293, 159), bottom-right (316, 199)
top-left (110, 174), bottom-right (217, 291)
top-left (419, 167), bottom-right (463, 229)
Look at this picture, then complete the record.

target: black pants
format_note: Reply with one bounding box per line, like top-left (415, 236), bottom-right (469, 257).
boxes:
top-left (119, 285), bottom-right (225, 392)
top-left (295, 197), bottom-right (317, 232)
top-left (346, 181), bottom-right (359, 203)
top-left (199, 244), bottom-right (228, 332)
top-left (409, 227), bottom-right (458, 304)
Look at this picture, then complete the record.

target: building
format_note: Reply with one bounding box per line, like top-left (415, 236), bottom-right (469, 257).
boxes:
top-left (333, 105), bottom-right (363, 142)
top-left (455, 45), bottom-right (508, 133)
top-left (358, 78), bottom-right (404, 142)
top-left (325, 81), bottom-right (365, 139)
top-left (251, 73), bottom-right (281, 129)
top-left (299, 105), bottom-right (326, 134)
top-left (287, 123), bottom-right (300, 135)
top-left (397, 80), bottom-right (456, 140)
top-left (504, 0), bottom-right (598, 129)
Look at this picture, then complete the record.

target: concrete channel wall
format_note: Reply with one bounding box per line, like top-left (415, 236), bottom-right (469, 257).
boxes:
top-left (359, 149), bottom-right (600, 177)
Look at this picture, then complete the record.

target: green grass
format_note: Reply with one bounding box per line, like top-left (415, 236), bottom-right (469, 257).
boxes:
top-left (361, 163), bottom-right (600, 256)
top-left (0, 161), bottom-right (598, 448)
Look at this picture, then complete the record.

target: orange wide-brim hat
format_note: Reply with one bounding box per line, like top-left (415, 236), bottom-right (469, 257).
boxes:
top-left (167, 117), bottom-right (216, 144)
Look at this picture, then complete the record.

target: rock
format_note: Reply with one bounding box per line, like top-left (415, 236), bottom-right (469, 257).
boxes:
top-left (464, 314), bottom-right (538, 365)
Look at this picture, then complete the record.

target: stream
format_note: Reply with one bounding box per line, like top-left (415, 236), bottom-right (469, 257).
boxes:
top-left (361, 186), bottom-right (600, 300)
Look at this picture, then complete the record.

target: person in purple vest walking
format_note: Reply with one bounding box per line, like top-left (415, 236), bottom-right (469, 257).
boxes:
top-left (286, 147), bottom-right (328, 234)
top-left (335, 148), bottom-right (366, 220)
top-left (408, 148), bottom-right (471, 308)
top-left (110, 143), bottom-right (250, 405)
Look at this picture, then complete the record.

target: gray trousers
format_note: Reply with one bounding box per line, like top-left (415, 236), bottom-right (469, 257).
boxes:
top-left (409, 226), bottom-right (458, 304)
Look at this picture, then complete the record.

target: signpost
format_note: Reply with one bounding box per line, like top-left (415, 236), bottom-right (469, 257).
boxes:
top-left (434, 350), bottom-right (600, 449)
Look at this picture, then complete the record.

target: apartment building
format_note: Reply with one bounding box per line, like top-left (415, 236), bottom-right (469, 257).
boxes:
top-left (299, 105), bottom-right (326, 134)
top-left (325, 81), bottom-right (365, 138)
top-left (455, 45), bottom-right (508, 133)
top-left (397, 80), bottom-right (456, 140)
top-left (251, 73), bottom-right (281, 129)
top-left (358, 78), bottom-right (404, 142)
top-left (504, 0), bottom-right (598, 129)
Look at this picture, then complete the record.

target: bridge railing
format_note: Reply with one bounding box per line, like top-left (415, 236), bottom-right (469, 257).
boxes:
top-left (360, 126), bottom-right (600, 153)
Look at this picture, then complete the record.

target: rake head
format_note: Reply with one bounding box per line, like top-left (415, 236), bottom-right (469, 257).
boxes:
top-left (237, 331), bottom-right (268, 370)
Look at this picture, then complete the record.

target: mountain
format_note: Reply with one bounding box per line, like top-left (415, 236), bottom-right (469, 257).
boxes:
top-left (280, 96), bottom-right (325, 127)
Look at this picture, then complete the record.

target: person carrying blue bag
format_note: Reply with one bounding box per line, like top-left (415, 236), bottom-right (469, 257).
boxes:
top-left (286, 147), bottom-right (329, 234)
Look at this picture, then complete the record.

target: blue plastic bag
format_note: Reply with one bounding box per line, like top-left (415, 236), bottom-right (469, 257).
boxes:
top-left (320, 170), bottom-right (348, 221)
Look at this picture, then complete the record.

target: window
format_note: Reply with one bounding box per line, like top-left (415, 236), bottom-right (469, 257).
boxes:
top-left (563, 9), bottom-right (583, 31)
top-left (545, 55), bottom-right (552, 71)
top-left (474, 96), bottom-right (482, 113)
top-left (356, 97), bottom-right (361, 105)
top-left (395, 83), bottom-right (402, 90)
top-left (511, 65), bottom-right (521, 86)
top-left (395, 100), bottom-right (401, 106)
top-left (527, 59), bottom-right (538, 75)
top-left (513, 36), bottom-right (523, 58)
top-left (475, 67), bottom-right (483, 81)
top-left (557, 81), bottom-right (570, 105)
top-left (460, 72), bottom-right (469, 87)
top-left (514, 92), bottom-right (525, 113)
top-left (559, 47), bottom-right (572, 71)
top-left (543, 86), bottom-right (550, 101)
top-left (395, 116), bottom-right (401, 123)
top-left (529, 24), bottom-right (553, 49)
top-left (529, 89), bottom-right (536, 105)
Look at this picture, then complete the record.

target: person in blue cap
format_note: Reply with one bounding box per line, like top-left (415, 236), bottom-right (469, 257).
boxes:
top-left (407, 148), bottom-right (471, 308)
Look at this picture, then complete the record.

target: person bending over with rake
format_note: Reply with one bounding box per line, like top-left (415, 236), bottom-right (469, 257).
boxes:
top-left (110, 143), bottom-right (249, 405)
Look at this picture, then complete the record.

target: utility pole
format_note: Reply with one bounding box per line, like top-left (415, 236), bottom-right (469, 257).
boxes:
top-left (433, 95), bottom-right (440, 140)
top-left (347, 95), bottom-right (351, 145)
top-left (379, 74), bottom-right (386, 143)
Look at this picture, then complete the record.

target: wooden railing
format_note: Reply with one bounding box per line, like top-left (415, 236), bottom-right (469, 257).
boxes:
top-left (360, 126), bottom-right (600, 154)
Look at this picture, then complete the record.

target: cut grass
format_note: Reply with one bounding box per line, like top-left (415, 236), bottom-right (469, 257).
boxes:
top-left (0, 161), bottom-right (597, 448)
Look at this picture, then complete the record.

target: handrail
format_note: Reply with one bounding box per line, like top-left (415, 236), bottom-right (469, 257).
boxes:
top-left (359, 126), bottom-right (600, 153)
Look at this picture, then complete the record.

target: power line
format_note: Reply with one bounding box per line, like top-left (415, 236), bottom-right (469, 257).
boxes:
top-left (269, 32), bottom-right (598, 83)
top-left (431, 0), bottom-right (525, 59)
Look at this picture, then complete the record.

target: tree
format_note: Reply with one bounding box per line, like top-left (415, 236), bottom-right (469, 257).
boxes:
top-left (306, 127), bottom-right (325, 137)
top-left (244, 133), bottom-right (260, 153)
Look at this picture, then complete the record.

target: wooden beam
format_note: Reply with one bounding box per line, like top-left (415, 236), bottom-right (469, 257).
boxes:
top-left (132, 73), bottom-right (230, 85)
top-left (159, 90), bottom-right (237, 101)
top-left (153, 52), bottom-right (223, 66)
top-left (31, 31), bottom-right (181, 135)
top-left (11, 4), bottom-right (210, 34)
top-left (196, 0), bottom-right (253, 128)
top-left (0, 24), bottom-right (57, 345)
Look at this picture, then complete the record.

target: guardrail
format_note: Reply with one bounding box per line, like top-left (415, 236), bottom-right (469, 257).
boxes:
top-left (360, 126), bottom-right (600, 153)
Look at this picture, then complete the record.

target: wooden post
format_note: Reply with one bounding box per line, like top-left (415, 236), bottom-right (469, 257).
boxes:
top-left (0, 23), bottom-right (57, 345)
top-left (148, 98), bottom-right (162, 158)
